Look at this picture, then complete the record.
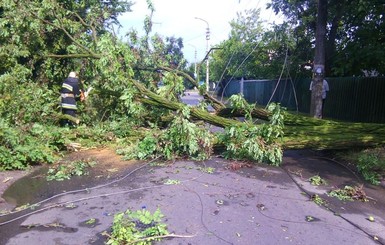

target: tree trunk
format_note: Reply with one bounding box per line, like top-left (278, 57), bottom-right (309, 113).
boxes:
top-left (310, 0), bottom-right (328, 118)
top-left (132, 78), bottom-right (385, 151)
top-left (132, 79), bottom-right (240, 128)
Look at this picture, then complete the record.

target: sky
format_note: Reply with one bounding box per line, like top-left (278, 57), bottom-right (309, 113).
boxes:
top-left (117, 0), bottom-right (284, 63)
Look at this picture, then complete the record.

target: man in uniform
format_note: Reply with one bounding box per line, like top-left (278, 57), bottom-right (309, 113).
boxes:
top-left (309, 79), bottom-right (330, 118)
top-left (60, 71), bottom-right (84, 126)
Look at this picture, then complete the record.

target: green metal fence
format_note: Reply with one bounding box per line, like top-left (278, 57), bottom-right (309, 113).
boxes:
top-left (217, 77), bottom-right (385, 123)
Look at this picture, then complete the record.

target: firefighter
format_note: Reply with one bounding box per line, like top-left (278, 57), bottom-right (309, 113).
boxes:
top-left (60, 71), bottom-right (84, 127)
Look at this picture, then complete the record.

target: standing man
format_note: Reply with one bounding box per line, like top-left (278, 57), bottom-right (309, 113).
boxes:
top-left (60, 71), bottom-right (84, 126)
top-left (309, 79), bottom-right (329, 118)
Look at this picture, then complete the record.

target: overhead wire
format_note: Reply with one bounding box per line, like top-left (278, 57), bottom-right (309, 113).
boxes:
top-left (287, 66), bottom-right (300, 112)
top-left (217, 0), bottom-right (274, 102)
top-left (266, 45), bottom-right (289, 107)
top-left (220, 40), bottom-right (263, 101)
top-left (265, 22), bottom-right (300, 111)
top-left (215, 5), bottom-right (301, 112)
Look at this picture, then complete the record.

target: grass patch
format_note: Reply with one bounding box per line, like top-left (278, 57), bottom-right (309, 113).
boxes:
top-left (335, 147), bottom-right (385, 185)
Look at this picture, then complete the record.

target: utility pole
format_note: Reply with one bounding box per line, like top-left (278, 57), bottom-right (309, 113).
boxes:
top-left (195, 17), bottom-right (210, 91)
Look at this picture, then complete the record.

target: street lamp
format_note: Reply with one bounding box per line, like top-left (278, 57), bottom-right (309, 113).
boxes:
top-left (195, 17), bottom-right (210, 91)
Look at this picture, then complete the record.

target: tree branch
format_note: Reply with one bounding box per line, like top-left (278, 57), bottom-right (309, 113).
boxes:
top-left (74, 12), bottom-right (98, 45)
top-left (157, 66), bottom-right (226, 111)
top-left (132, 77), bottom-right (385, 151)
top-left (131, 79), bottom-right (240, 128)
top-left (46, 54), bottom-right (101, 59)
top-left (30, 11), bottom-right (99, 58)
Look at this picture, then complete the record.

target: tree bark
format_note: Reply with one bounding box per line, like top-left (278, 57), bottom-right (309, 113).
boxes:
top-left (310, 0), bottom-right (328, 118)
top-left (132, 79), bottom-right (240, 128)
top-left (132, 78), bottom-right (385, 151)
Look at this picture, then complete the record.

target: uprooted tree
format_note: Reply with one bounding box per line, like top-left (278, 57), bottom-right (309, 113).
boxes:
top-left (1, 0), bottom-right (384, 170)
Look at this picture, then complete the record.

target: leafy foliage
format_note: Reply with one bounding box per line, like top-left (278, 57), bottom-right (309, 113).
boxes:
top-left (268, 0), bottom-right (385, 76)
top-left (0, 119), bottom-right (124, 170)
top-left (161, 107), bottom-right (213, 160)
top-left (0, 0), bottom-right (134, 84)
top-left (311, 194), bottom-right (327, 206)
top-left (130, 133), bottom-right (160, 160)
top-left (308, 175), bottom-right (327, 186)
top-left (122, 107), bottom-right (214, 161)
top-left (46, 160), bottom-right (96, 181)
top-left (336, 147), bottom-right (385, 185)
top-left (3, 0), bottom-right (382, 176)
top-left (356, 149), bottom-right (385, 185)
top-left (107, 208), bottom-right (168, 245)
top-left (0, 120), bottom-right (60, 170)
top-left (219, 103), bottom-right (284, 165)
top-left (157, 71), bottom-right (185, 101)
top-left (228, 94), bottom-right (255, 122)
top-left (328, 185), bottom-right (368, 202)
top-left (210, 9), bottom-right (299, 82)
top-left (210, 8), bottom-right (267, 81)
top-left (0, 78), bottom-right (58, 125)
top-left (197, 167), bottom-right (215, 174)
top-left (164, 179), bottom-right (181, 185)
top-left (1, 0), bottom-right (199, 170)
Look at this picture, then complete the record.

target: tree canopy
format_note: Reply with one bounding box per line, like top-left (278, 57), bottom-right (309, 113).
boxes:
top-left (267, 0), bottom-right (385, 76)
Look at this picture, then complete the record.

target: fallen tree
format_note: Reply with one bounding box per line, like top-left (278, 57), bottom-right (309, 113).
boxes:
top-left (3, 0), bottom-right (384, 168)
top-left (131, 75), bottom-right (385, 151)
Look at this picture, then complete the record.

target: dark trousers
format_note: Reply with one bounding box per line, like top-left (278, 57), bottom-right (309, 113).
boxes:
top-left (61, 108), bottom-right (77, 127)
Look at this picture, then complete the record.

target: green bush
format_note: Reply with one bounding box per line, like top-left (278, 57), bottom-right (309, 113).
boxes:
top-left (0, 79), bottom-right (58, 125)
top-left (337, 148), bottom-right (385, 185)
top-left (357, 150), bottom-right (385, 185)
top-left (0, 120), bottom-right (59, 170)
